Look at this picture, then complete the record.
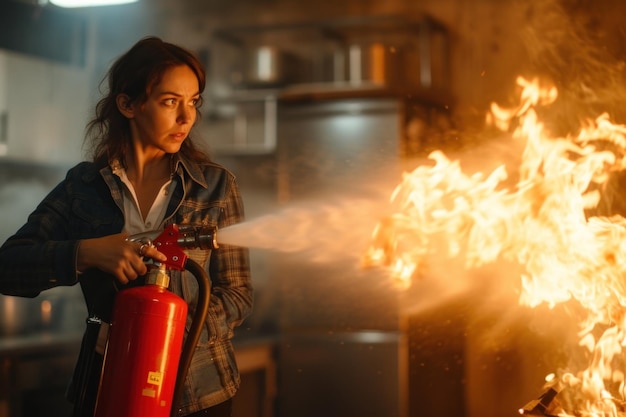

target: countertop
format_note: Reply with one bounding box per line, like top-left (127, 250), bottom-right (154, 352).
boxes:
top-left (0, 330), bottom-right (276, 358)
top-left (0, 331), bottom-right (83, 357)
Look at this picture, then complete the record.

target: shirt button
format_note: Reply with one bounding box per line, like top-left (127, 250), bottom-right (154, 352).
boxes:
top-left (146, 222), bottom-right (152, 228)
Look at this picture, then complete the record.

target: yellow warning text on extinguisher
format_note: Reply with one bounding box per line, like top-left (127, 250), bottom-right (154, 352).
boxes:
top-left (147, 371), bottom-right (163, 386)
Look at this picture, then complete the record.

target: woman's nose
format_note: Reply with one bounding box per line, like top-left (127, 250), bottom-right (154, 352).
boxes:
top-left (177, 104), bottom-right (195, 124)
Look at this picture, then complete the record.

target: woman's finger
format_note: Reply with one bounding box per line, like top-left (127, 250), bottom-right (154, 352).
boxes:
top-left (139, 244), bottom-right (168, 263)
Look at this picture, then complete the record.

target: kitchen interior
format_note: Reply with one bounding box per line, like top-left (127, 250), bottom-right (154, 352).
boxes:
top-left (1, 0), bottom-right (626, 416)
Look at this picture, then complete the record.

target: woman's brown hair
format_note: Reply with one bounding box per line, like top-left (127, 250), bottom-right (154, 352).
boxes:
top-left (85, 36), bottom-right (210, 166)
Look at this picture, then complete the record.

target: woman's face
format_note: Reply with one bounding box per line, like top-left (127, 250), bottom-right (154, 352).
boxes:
top-left (124, 64), bottom-right (200, 156)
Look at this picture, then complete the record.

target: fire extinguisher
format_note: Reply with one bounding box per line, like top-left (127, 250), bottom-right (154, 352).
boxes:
top-left (92, 223), bottom-right (218, 417)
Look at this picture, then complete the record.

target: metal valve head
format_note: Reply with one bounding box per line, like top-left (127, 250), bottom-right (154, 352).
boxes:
top-left (127, 224), bottom-right (219, 270)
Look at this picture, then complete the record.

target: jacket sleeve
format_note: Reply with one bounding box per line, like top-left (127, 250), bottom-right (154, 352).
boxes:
top-left (0, 173), bottom-right (80, 297)
top-left (206, 175), bottom-right (253, 341)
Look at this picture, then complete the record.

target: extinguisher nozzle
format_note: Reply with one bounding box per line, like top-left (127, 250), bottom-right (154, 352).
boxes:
top-left (176, 225), bottom-right (219, 250)
top-left (196, 228), bottom-right (219, 250)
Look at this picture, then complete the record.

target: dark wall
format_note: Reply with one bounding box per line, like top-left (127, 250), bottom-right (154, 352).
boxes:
top-left (0, 1), bottom-right (86, 66)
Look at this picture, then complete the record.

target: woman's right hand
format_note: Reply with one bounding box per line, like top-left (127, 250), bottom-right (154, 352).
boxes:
top-left (76, 233), bottom-right (167, 285)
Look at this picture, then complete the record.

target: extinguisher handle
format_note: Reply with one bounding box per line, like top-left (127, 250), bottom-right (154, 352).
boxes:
top-left (128, 224), bottom-right (218, 271)
top-left (170, 257), bottom-right (211, 417)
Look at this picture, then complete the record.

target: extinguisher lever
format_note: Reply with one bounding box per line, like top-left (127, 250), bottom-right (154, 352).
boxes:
top-left (127, 224), bottom-right (219, 271)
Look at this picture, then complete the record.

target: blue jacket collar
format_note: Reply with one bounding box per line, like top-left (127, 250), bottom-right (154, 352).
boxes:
top-left (104, 153), bottom-right (209, 190)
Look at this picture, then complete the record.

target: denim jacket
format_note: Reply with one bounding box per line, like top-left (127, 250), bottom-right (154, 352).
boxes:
top-left (0, 153), bottom-right (253, 415)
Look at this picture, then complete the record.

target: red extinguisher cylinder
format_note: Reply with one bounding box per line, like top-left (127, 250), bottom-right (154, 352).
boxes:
top-left (94, 273), bottom-right (188, 417)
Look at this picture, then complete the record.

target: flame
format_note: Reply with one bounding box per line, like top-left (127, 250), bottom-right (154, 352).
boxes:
top-left (365, 76), bottom-right (626, 416)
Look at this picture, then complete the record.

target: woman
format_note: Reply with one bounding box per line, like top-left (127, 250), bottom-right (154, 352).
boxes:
top-left (0, 37), bottom-right (253, 417)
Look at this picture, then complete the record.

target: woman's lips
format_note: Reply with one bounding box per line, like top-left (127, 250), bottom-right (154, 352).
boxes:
top-left (171, 132), bottom-right (187, 141)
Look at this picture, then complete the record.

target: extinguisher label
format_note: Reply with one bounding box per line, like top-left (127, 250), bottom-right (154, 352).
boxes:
top-left (142, 388), bottom-right (156, 398)
top-left (147, 371), bottom-right (163, 386)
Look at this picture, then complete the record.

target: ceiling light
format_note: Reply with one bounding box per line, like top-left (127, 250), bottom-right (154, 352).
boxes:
top-left (50, 0), bottom-right (139, 7)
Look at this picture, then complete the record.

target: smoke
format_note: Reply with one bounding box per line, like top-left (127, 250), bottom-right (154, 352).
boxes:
top-left (219, 185), bottom-right (395, 266)
top-left (519, 0), bottom-right (626, 134)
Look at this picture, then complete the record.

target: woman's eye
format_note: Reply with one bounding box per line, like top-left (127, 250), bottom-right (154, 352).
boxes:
top-left (164, 98), bottom-right (176, 106)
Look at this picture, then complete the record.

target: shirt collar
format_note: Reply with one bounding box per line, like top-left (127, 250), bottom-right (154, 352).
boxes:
top-left (171, 152), bottom-right (209, 189)
top-left (108, 153), bottom-right (209, 189)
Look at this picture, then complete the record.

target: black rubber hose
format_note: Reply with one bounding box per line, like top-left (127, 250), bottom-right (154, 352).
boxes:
top-left (170, 258), bottom-right (211, 417)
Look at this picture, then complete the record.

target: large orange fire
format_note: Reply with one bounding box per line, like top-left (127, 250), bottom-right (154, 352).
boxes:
top-left (365, 76), bottom-right (626, 416)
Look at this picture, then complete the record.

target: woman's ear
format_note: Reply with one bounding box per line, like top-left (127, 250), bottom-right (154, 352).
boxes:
top-left (116, 94), bottom-right (134, 118)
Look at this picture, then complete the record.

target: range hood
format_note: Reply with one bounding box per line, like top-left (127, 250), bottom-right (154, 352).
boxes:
top-left (202, 14), bottom-right (453, 156)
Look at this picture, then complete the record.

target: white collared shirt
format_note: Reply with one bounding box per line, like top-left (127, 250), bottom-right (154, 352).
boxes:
top-left (114, 168), bottom-right (175, 234)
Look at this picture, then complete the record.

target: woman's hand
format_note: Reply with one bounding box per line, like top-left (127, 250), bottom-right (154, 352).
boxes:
top-left (76, 233), bottom-right (167, 285)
